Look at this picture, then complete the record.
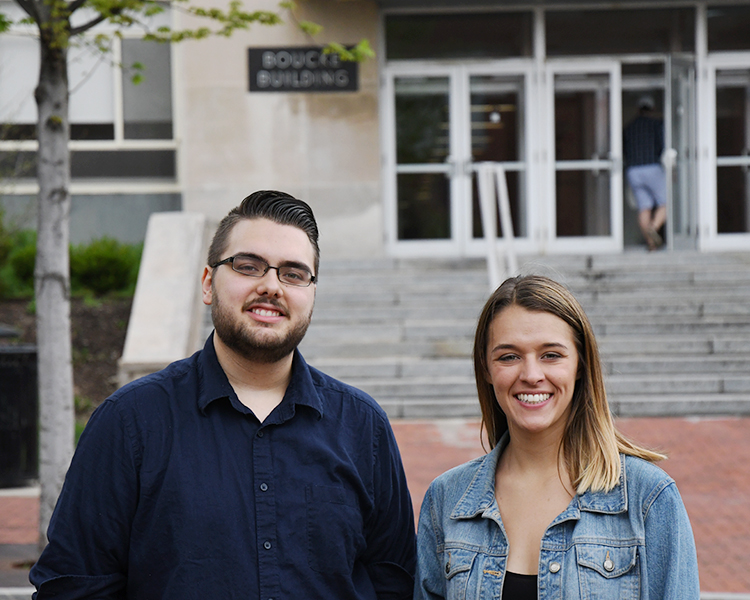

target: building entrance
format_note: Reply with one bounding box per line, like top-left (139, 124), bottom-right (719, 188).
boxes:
top-left (385, 55), bottom-right (707, 257)
top-left (621, 57), bottom-right (698, 251)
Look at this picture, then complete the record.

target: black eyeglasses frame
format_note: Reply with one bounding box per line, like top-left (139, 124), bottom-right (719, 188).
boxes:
top-left (210, 254), bottom-right (316, 287)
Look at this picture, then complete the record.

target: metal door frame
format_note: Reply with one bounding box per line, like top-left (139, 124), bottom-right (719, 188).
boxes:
top-left (383, 60), bottom-right (535, 258)
top-left (701, 53), bottom-right (750, 250)
top-left (544, 59), bottom-right (623, 254)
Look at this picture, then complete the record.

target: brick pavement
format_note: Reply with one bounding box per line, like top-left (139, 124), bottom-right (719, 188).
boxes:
top-left (1, 417), bottom-right (748, 594)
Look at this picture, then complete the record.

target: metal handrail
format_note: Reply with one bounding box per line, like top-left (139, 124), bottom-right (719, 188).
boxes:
top-left (476, 162), bottom-right (519, 292)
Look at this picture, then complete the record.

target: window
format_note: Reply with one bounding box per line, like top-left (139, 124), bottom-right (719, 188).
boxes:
top-left (385, 12), bottom-right (533, 60)
top-left (0, 2), bottom-right (175, 180)
top-left (546, 8), bottom-right (695, 56)
top-left (707, 6), bottom-right (750, 52)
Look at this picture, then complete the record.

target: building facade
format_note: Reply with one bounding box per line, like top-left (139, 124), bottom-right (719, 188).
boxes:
top-left (2, 0), bottom-right (750, 258)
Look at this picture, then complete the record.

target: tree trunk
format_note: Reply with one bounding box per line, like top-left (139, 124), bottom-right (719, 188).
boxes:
top-left (34, 19), bottom-right (74, 551)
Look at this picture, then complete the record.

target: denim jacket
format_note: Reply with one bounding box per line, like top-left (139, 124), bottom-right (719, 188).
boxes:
top-left (415, 436), bottom-right (699, 600)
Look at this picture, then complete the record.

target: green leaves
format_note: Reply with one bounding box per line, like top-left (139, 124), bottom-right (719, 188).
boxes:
top-left (4, 0), bottom-right (375, 65)
top-left (0, 12), bottom-right (12, 33)
top-left (323, 39), bottom-right (374, 62)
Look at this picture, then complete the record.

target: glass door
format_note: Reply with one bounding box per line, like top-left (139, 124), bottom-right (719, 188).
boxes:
top-left (546, 61), bottom-right (622, 253)
top-left (465, 69), bottom-right (533, 255)
top-left (384, 64), bottom-right (532, 257)
top-left (665, 56), bottom-right (698, 250)
top-left (385, 71), bottom-right (458, 255)
top-left (712, 65), bottom-right (750, 243)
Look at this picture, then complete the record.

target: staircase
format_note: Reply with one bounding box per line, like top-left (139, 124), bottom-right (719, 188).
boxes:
top-left (204, 251), bottom-right (750, 419)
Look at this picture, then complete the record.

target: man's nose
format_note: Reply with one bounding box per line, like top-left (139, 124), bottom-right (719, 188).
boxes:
top-left (255, 268), bottom-right (283, 295)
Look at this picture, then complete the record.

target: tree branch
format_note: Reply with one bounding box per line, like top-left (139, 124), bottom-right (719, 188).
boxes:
top-left (69, 13), bottom-right (109, 36)
top-left (67, 0), bottom-right (89, 13)
top-left (13, 0), bottom-right (41, 23)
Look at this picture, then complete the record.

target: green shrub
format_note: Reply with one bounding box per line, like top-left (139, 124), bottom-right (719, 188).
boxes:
top-left (0, 210), bottom-right (12, 266)
top-left (9, 231), bottom-right (36, 283)
top-left (0, 227), bottom-right (143, 299)
top-left (0, 229), bottom-right (36, 297)
top-left (70, 237), bottom-right (141, 296)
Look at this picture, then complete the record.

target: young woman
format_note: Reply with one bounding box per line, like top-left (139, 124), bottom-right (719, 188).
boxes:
top-left (414, 275), bottom-right (699, 600)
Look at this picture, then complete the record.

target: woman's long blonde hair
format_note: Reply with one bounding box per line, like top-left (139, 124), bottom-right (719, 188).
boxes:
top-left (473, 275), bottom-right (664, 493)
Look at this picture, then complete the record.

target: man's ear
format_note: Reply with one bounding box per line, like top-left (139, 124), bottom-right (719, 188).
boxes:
top-left (201, 266), bottom-right (213, 306)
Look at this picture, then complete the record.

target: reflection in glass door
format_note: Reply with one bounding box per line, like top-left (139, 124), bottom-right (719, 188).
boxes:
top-left (393, 76), bottom-right (452, 241)
top-left (468, 73), bottom-right (527, 244)
top-left (548, 63), bottom-right (622, 252)
top-left (715, 68), bottom-right (750, 235)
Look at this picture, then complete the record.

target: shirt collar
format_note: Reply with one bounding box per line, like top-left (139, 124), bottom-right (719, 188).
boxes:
top-left (576, 454), bottom-right (628, 514)
top-left (450, 434), bottom-right (509, 520)
top-left (197, 332), bottom-right (324, 420)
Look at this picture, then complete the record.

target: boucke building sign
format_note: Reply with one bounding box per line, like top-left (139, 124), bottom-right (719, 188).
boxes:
top-left (248, 47), bottom-right (358, 93)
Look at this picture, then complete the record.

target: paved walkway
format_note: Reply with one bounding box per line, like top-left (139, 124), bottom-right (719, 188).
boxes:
top-left (1, 416), bottom-right (748, 597)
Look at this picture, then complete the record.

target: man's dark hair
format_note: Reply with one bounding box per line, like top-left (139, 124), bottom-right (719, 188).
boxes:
top-left (207, 190), bottom-right (320, 275)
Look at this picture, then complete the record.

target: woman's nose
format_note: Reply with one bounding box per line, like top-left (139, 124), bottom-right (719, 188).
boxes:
top-left (520, 359), bottom-right (544, 384)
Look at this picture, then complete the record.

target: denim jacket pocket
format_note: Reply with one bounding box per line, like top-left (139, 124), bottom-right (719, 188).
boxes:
top-left (443, 548), bottom-right (476, 600)
top-left (576, 544), bottom-right (640, 600)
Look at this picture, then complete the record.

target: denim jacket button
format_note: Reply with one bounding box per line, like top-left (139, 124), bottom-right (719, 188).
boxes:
top-left (549, 562), bottom-right (561, 574)
top-left (604, 558), bottom-right (615, 572)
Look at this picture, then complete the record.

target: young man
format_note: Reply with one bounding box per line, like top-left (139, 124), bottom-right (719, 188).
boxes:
top-left (30, 190), bottom-right (416, 599)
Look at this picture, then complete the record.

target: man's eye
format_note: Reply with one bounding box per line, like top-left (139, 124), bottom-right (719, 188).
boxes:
top-left (283, 270), bottom-right (305, 281)
top-left (235, 261), bottom-right (262, 274)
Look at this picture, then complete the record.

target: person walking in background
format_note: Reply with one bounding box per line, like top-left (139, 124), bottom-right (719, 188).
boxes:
top-left (414, 275), bottom-right (699, 600)
top-left (624, 95), bottom-right (668, 251)
top-left (30, 190), bottom-right (416, 599)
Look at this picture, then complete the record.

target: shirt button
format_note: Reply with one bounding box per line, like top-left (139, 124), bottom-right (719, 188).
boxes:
top-left (264, 541), bottom-right (272, 550)
top-left (257, 430), bottom-right (264, 438)
top-left (549, 562), bottom-right (561, 574)
top-left (260, 483), bottom-right (268, 492)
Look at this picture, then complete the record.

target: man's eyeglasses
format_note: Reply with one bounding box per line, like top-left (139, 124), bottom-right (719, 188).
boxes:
top-left (210, 255), bottom-right (316, 287)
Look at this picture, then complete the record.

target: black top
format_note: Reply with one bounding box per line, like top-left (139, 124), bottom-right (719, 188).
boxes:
top-left (503, 571), bottom-right (538, 600)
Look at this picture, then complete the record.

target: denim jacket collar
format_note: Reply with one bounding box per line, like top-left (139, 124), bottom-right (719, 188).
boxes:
top-left (449, 433), bottom-right (628, 521)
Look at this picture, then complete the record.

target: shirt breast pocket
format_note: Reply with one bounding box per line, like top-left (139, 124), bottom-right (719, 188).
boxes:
top-left (306, 484), bottom-right (364, 574)
top-left (576, 544), bottom-right (640, 600)
top-left (443, 548), bottom-right (476, 600)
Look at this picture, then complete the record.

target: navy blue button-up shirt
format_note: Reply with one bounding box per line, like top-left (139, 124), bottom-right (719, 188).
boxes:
top-left (31, 334), bottom-right (416, 599)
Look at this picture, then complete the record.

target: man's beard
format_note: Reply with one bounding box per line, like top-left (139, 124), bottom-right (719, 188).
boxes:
top-left (211, 293), bottom-right (313, 364)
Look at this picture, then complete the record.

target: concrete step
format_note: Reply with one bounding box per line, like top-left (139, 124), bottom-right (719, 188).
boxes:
top-left (369, 392), bottom-right (750, 420)
top-left (605, 373), bottom-right (750, 394)
top-left (609, 393), bottom-right (750, 417)
top-left (606, 354), bottom-right (750, 374)
top-left (307, 357), bottom-right (474, 380)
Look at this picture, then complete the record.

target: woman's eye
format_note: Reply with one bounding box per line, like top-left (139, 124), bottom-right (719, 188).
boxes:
top-left (497, 354), bottom-right (518, 362)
